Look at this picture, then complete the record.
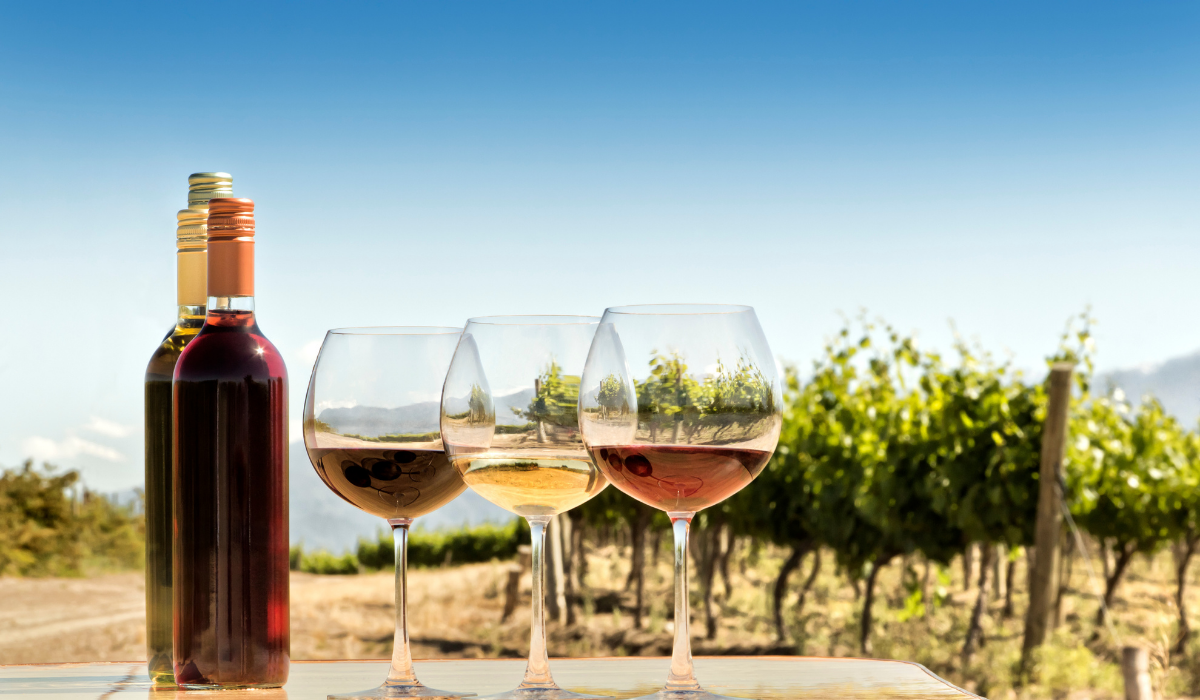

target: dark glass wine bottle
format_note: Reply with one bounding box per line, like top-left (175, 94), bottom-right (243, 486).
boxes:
top-left (144, 172), bottom-right (231, 686)
top-left (173, 197), bottom-right (290, 689)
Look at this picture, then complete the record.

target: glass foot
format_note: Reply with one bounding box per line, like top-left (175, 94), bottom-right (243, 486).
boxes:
top-left (329, 682), bottom-right (475, 699)
top-left (628, 690), bottom-right (751, 700)
top-left (475, 686), bottom-right (608, 700)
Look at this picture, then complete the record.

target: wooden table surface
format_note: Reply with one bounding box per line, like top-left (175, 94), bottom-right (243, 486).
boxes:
top-left (0, 657), bottom-right (979, 699)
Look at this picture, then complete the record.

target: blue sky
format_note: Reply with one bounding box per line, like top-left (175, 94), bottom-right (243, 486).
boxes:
top-left (1, 2), bottom-right (1198, 492)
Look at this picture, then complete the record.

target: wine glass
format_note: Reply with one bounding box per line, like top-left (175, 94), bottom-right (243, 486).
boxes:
top-left (578, 305), bottom-right (782, 700)
top-left (440, 316), bottom-right (608, 700)
top-left (303, 327), bottom-right (474, 700)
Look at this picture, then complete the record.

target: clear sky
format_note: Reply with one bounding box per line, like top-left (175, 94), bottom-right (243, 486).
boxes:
top-left (1, 2), bottom-right (1198, 492)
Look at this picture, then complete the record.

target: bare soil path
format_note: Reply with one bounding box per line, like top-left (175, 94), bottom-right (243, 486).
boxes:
top-left (0, 563), bottom-right (530, 665)
top-left (0, 573), bottom-right (146, 664)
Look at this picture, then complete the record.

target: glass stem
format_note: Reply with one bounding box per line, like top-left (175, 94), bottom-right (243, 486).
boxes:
top-left (520, 515), bottom-right (557, 689)
top-left (666, 512), bottom-right (701, 691)
top-left (386, 518), bottom-right (418, 687)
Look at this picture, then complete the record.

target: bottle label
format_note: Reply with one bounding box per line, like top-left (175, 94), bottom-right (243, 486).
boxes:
top-left (208, 238), bottom-right (254, 297)
top-left (177, 249), bottom-right (207, 306)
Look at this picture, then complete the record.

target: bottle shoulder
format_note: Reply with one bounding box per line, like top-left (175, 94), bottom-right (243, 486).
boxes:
top-left (174, 323), bottom-right (288, 383)
top-left (146, 327), bottom-right (200, 380)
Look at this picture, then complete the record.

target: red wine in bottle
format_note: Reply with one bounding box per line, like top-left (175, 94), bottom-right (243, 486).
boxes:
top-left (173, 197), bottom-right (289, 689)
top-left (306, 447), bottom-right (466, 520)
top-left (144, 172), bottom-right (232, 686)
top-left (590, 444), bottom-right (771, 512)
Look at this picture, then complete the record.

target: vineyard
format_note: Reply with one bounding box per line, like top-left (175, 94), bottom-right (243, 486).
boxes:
top-left (568, 311), bottom-right (1200, 695)
top-left (7, 312), bottom-right (1200, 696)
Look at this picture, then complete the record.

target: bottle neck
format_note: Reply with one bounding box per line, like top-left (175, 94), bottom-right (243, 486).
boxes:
top-left (177, 304), bottom-right (206, 329)
top-left (205, 295), bottom-right (256, 327)
top-left (177, 248), bottom-right (207, 307)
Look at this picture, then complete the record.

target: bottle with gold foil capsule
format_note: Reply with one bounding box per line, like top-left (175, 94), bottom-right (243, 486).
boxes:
top-left (143, 172), bottom-right (232, 686)
top-left (173, 197), bottom-right (290, 688)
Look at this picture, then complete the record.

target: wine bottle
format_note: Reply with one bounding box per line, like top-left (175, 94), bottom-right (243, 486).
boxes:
top-left (143, 172), bottom-right (232, 686)
top-left (172, 197), bottom-right (290, 689)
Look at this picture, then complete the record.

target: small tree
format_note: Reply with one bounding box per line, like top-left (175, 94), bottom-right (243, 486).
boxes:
top-left (923, 341), bottom-right (1044, 663)
top-left (784, 322), bottom-right (956, 654)
top-left (1166, 431), bottom-right (1200, 652)
top-left (726, 366), bottom-right (818, 643)
top-left (517, 360), bottom-right (581, 432)
top-left (1069, 396), bottom-right (1183, 629)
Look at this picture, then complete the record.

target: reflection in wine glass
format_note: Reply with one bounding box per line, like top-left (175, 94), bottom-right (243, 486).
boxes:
top-left (579, 305), bottom-right (782, 700)
top-left (303, 327), bottom-right (473, 700)
top-left (441, 316), bottom-right (608, 700)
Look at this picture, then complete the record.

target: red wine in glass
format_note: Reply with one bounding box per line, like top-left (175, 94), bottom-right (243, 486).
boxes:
top-left (579, 304), bottom-right (782, 700)
top-left (588, 445), bottom-right (770, 512)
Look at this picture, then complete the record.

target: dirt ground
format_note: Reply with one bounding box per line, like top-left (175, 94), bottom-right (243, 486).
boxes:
top-left (0, 550), bottom-right (670, 665)
top-left (0, 573), bottom-right (147, 664)
top-left (4, 543), bottom-right (1200, 699)
top-left (0, 564), bottom-right (516, 665)
top-left (0, 543), bottom-right (755, 666)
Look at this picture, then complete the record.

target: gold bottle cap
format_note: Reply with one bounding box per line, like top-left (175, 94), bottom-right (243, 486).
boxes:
top-left (176, 173), bottom-right (232, 305)
top-left (176, 208), bottom-right (209, 251)
top-left (187, 172), bottom-right (233, 209)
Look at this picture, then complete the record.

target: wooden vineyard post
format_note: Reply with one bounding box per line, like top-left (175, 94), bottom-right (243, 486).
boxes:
top-left (547, 514), bottom-right (567, 624)
top-left (1121, 647), bottom-right (1154, 700)
top-left (561, 514), bottom-right (577, 625)
top-left (1021, 362), bottom-right (1074, 670)
top-left (502, 566), bottom-right (522, 622)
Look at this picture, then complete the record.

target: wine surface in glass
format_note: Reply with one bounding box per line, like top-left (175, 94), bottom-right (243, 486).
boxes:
top-left (448, 449), bottom-right (606, 517)
top-left (590, 444), bottom-right (771, 512)
top-left (307, 447), bottom-right (466, 519)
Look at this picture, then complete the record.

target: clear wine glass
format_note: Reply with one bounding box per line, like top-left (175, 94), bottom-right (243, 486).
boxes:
top-left (440, 316), bottom-right (608, 700)
top-left (578, 305), bottom-right (782, 700)
top-left (303, 326), bottom-right (474, 700)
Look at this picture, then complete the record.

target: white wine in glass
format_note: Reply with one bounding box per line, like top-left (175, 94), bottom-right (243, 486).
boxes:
top-left (441, 315), bottom-right (608, 700)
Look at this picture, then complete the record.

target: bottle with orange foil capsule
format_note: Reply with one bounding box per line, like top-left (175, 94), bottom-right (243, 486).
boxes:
top-left (173, 197), bottom-right (290, 688)
top-left (143, 172), bottom-right (232, 686)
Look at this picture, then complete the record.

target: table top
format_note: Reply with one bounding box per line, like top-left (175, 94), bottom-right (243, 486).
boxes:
top-left (0, 657), bottom-right (977, 699)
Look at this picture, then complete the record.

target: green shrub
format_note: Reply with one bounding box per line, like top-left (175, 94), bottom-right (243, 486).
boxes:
top-left (298, 549), bottom-right (359, 575)
top-left (289, 543), bottom-right (359, 574)
top-left (77, 489), bottom-right (145, 572)
top-left (0, 461), bottom-right (144, 576)
top-left (357, 519), bottom-right (526, 570)
top-left (355, 535), bottom-right (388, 571)
top-left (1032, 634), bottom-right (1122, 699)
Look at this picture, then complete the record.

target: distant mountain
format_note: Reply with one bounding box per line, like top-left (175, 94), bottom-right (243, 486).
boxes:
top-left (319, 388), bottom-right (537, 437)
top-left (318, 402), bottom-right (440, 437)
top-left (1099, 350), bottom-right (1200, 428)
top-left (493, 388), bottom-right (536, 426)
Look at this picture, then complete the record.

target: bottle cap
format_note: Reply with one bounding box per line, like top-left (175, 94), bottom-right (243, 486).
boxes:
top-left (176, 208), bottom-right (209, 251)
top-left (207, 198), bottom-right (256, 297)
top-left (206, 198), bottom-right (255, 238)
top-left (188, 172), bottom-right (233, 209)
